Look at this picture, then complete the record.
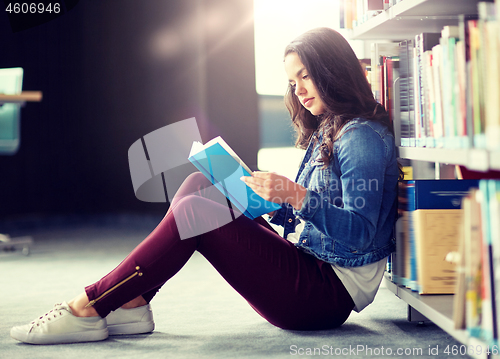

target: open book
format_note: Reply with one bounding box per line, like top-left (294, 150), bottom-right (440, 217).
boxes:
top-left (188, 136), bottom-right (281, 219)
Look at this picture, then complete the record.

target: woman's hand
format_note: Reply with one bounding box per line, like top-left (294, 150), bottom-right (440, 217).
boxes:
top-left (241, 171), bottom-right (307, 210)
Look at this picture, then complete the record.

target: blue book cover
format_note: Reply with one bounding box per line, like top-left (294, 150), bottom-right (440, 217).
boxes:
top-left (188, 136), bottom-right (281, 220)
top-left (406, 179), bottom-right (479, 291)
top-left (408, 179), bottom-right (479, 210)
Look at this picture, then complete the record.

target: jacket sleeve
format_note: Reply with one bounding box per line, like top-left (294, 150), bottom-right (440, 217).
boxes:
top-left (268, 203), bottom-right (287, 227)
top-left (293, 124), bottom-right (390, 251)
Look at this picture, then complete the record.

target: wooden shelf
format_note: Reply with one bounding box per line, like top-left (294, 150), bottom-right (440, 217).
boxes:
top-left (0, 91), bottom-right (43, 105)
top-left (384, 276), bottom-right (490, 359)
top-left (351, 0), bottom-right (481, 40)
top-left (398, 147), bottom-right (500, 172)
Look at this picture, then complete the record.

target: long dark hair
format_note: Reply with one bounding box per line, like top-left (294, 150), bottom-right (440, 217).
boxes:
top-left (284, 27), bottom-right (392, 167)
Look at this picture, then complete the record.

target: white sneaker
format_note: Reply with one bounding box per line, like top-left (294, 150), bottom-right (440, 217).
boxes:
top-left (106, 304), bottom-right (154, 335)
top-left (10, 302), bottom-right (108, 344)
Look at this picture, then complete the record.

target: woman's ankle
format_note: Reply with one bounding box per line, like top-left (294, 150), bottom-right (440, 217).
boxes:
top-left (121, 296), bottom-right (148, 309)
top-left (68, 293), bottom-right (100, 317)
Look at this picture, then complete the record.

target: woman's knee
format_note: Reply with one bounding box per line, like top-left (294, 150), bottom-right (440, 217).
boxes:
top-left (184, 171), bottom-right (209, 187)
top-left (171, 195), bottom-right (234, 240)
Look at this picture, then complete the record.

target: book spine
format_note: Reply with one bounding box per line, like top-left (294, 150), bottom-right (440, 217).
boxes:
top-left (469, 20), bottom-right (486, 148)
top-left (479, 3), bottom-right (500, 152)
top-left (385, 57), bottom-right (399, 126)
top-left (413, 36), bottom-right (422, 146)
top-left (479, 180), bottom-right (494, 343)
top-left (454, 196), bottom-right (469, 329)
top-left (448, 36), bottom-right (458, 147)
top-left (432, 44), bottom-right (444, 146)
top-left (423, 51), bottom-right (435, 145)
top-left (339, 0), bottom-right (345, 28)
top-left (489, 180), bottom-right (500, 344)
top-left (466, 188), bottom-right (483, 338)
top-left (345, 0), bottom-right (353, 29)
top-left (398, 40), bottom-right (414, 147)
top-left (455, 39), bottom-right (468, 146)
top-left (406, 181), bottom-right (418, 290)
top-left (459, 15), bottom-right (477, 148)
top-left (440, 36), bottom-right (452, 147)
top-left (379, 55), bottom-right (386, 108)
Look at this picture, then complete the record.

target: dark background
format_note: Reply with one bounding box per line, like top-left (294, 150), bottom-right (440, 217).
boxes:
top-left (0, 0), bottom-right (259, 219)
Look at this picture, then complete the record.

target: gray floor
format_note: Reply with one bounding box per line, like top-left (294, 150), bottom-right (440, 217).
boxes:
top-left (0, 215), bottom-right (469, 358)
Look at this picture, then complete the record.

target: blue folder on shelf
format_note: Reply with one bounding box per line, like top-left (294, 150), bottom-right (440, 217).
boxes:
top-left (188, 136), bottom-right (281, 220)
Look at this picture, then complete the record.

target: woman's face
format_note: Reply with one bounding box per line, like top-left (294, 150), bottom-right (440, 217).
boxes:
top-left (284, 52), bottom-right (326, 116)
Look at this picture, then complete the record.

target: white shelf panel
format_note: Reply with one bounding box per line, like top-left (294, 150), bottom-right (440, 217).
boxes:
top-left (397, 147), bottom-right (500, 171)
top-left (351, 0), bottom-right (481, 40)
top-left (398, 146), bottom-right (469, 165)
top-left (490, 152), bottom-right (500, 171)
top-left (384, 276), bottom-right (489, 359)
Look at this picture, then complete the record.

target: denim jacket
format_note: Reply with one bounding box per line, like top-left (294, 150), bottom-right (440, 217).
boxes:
top-left (270, 118), bottom-right (398, 267)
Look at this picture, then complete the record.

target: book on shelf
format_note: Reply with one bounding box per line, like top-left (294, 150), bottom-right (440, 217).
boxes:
top-left (487, 180), bottom-right (500, 344)
top-left (414, 32), bottom-right (441, 147)
top-left (370, 42), bottom-right (399, 106)
top-left (477, 180), bottom-right (497, 344)
top-left (340, 0), bottom-right (384, 29)
top-left (453, 198), bottom-right (467, 330)
top-left (414, 209), bottom-right (462, 294)
top-left (385, 56), bottom-right (399, 131)
top-left (340, 0), bottom-right (407, 29)
top-left (439, 26), bottom-right (459, 148)
top-left (448, 180), bottom-right (500, 345)
top-left (478, 2), bottom-right (500, 152)
top-left (398, 39), bottom-right (415, 147)
top-left (367, 46), bottom-right (400, 143)
top-left (388, 4), bottom-right (500, 152)
top-left (188, 136), bottom-right (281, 220)
top-left (462, 190), bottom-right (482, 337)
top-left (400, 179), bottom-right (478, 293)
top-left (390, 180), bottom-right (410, 286)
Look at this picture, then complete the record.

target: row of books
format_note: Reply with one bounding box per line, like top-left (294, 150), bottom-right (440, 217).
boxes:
top-left (387, 179), bottom-right (499, 346)
top-left (389, 179), bottom-right (478, 295)
top-left (371, 2), bottom-right (500, 151)
top-left (340, 0), bottom-right (404, 29)
top-left (454, 180), bottom-right (500, 346)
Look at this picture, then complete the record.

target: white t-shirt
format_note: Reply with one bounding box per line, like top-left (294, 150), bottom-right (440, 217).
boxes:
top-left (331, 257), bottom-right (387, 312)
top-left (286, 220), bottom-right (387, 312)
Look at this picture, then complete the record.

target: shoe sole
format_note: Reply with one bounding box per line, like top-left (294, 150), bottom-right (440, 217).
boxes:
top-left (108, 321), bottom-right (154, 336)
top-left (11, 328), bottom-right (108, 345)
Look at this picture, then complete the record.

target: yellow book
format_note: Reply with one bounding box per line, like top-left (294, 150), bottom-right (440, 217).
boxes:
top-left (414, 209), bottom-right (462, 294)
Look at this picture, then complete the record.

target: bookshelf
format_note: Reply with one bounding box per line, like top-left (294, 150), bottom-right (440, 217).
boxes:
top-left (346, 1), bottom-right (498, 358)
top-left (397, 147), bottom-right (500, 172)
top-left (384, 274), bottom-right (490, 357)
top-left (351, 0), bottom-right (482, 40)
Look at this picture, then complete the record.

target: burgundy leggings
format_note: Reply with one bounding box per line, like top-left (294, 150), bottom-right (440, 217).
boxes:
top-left (85, 172), bottom-right (354, 330)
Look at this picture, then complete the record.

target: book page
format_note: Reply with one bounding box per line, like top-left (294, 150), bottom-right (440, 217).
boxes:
top-left (191, 136), bottom-right (253, 175)
top-left (189, 141), bottom-right (203, 158)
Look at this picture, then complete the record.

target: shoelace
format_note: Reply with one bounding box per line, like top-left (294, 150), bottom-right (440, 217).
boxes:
top-left (30, 303), bottom-right (67, 328)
